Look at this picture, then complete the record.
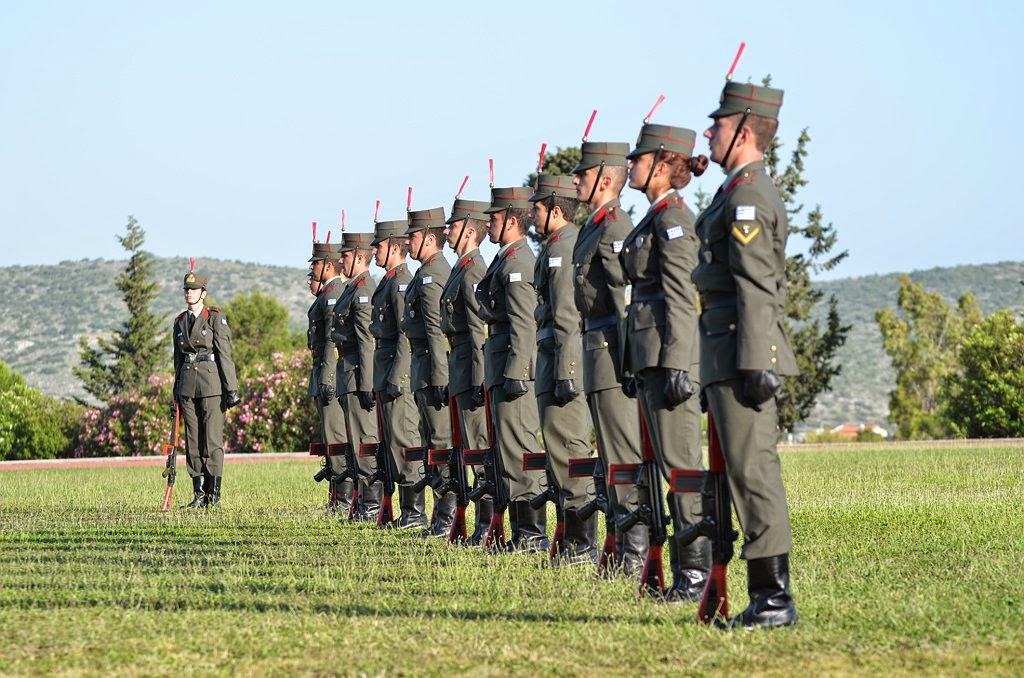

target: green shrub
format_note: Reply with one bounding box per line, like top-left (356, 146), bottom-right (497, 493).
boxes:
top-left (0, 362), bottom-right (84, 460)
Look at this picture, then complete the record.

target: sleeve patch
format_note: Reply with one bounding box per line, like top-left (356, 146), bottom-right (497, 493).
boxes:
top-left (731, 224), bottom-right (761, 245)
top-left (398, 284), bottom-right (408, 292)
top-left (422, 275), bottom-right (432, 284)
top-left (548, 256), bottom-right (562, 267)
top-left (221, 318), bottom-right (227, 325)
top-left (735, 205), bottom-right (756, 221)
top-left (508, 272), bottom-right (522, 283)
top-left (612, 240), bottom-right (624, 253)
top-left (666, 225), bottom-right (684, 240)
top-left (472, 283), bottom-right (478, 292)
top-left (326, 299), bottom-right (337, 306)
top-left (358, 296), bottom-right (369, 304)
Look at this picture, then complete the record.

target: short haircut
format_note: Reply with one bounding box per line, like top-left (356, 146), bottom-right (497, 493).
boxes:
top-left (506, 207), bottom-right (531, 235)
top-left (604, 165), bottom-right (628, 192)
top-left (543, 195), bottom-right (581, 223)
top-left (747, 114), bottom-right (779, 152)
top-left (466, 218), bottom-right (488, 245)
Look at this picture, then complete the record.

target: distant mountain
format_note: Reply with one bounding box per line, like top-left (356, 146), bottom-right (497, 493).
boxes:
top-left (2, 257), bottom-right (1022, 428)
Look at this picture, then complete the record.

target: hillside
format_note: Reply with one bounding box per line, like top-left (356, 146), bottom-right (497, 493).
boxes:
top-left (2, 257), bottom-right (1022, 428)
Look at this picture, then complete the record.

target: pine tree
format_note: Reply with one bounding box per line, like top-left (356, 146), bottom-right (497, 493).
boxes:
top-left (74, 216), bottom-right (169, 404)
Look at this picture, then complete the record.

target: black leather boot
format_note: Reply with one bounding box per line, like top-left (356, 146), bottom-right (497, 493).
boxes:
top-left (511, 500), bottom-right (549, 553)
top-left (351, 481), bottom-right (382, 523)
top-left (727, 554), bottom-right (798, 629)
top-left (396, 485), bottom-right (428, 529)
top-left (617, 524), bottom-right (649, 579)
top-left (335, 478), bottom-right (355, 516)
top-left (422, 491), bottom-right (457, 537)
top-left (182, 475), bottom-right (206, 509)
top-left (468, 498), bottom-right (493, 547)
top-left (205, 475), bottom-right (221, 509)
top-left (557, 509), bottom-right (598, 566)
top-left (665, 536), bottom-right (710, 603)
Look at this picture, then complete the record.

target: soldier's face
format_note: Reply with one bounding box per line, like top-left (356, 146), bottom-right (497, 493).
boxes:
top-left (444, 221), bottom-right (461, 249)
top-left (184, 287), bottom-right (203, 305)
top-left (627, 152), bottom-right (653, 190)
top-left (407, 231), bottom-right (424, 258)
top-left (341, 250), bottom-right (356, 276)
top-left (487, 212), bottom-right (503, 244)
top-left (310, 259), bottom-right (326, 280)
top-left (529, 202), bottom-right (548, 234)
top-left (372, 241), bottom-right (388, 267)
top-left (705, 115), bottom-right (737, 165)
top-left (572, 169), bottom-right (594, 201)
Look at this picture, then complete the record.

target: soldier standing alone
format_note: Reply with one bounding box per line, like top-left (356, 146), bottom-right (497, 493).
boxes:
top-left (692, 79), bottom-right (799, 629)
top-left (172, 263), bottom-right (240, 508)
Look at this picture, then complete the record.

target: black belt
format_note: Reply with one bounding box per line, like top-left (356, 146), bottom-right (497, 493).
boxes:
top-left (632, 291), bottom-right (665, 303)
top-left (448, 332), bottom-right (473, 347)
top-left (488, 322), bottom-right (511, 335)
top-left (183, 353), bottom-right (216, 363)
top-left (583, 314), bottom-right (617, 332)
top-left (409, 338), bottom-right (428, 350)
top-left (537, 327), bottom-right (555, 341)
top-left (701, 292), bottom-right (737, 309)
top-left (375, 340), bottom-right (397, 350)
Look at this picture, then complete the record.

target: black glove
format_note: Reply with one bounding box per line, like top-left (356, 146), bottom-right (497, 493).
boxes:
top-left (385, 382), bottom-right (403, 400)
top-left (471, 385), bottom-right (485, 408)
top-left (170, 400), bottom-right (179, 418)
top-left (504, 378), bottom-right (529, 401)
top-left (357, 390), bottom-right (375, 411)
top-left (554, 379), bottom-right (579, 405)
top-left (317, 383), bottom-right (335, 406)
top-left (699, 388), bottom-right (708, 413)
top-left (621, 375), bottom-right (638, 399)
top-left (221, 390), bottom-right (241, 412)
top-left (664, 368), bottom-right (697, 409)
top-left (742, 369), bottom-right (782, 410)
top-left (429, 385), bottom-right (449, 408)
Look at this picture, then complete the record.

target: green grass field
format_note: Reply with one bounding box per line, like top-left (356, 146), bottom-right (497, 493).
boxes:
top-left (2, 445), bottom-right (1023, 676)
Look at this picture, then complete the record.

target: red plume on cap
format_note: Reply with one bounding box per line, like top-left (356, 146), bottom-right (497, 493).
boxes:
top-left (488, 158), bottom-right (494, 188)
top-left (326, 230), bottom-right (331, 244)
top-left (456, 175), bottom-right (469, 199)
top-left (189, 256), bottom-right (196, 272)
top-left (374, 200), bottom-right (381, 223)
top-left (312, 221), bottom-right (318, 243)
top-left (726, 41), bottom-right (746, 81)
top-left (536, 143), bottom-right (547, 173)
top-left (582, 109), bottom-right (597, 142)
top-left (341, 209), bottom-right (346, 232)
top-left (406, 186), bottom-right (413, 212)
top-left (644, 94), bottom-right (666, 124)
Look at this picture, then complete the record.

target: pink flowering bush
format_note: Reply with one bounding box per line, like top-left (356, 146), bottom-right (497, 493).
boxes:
top-left (75, 350), bottom-right (319, 456)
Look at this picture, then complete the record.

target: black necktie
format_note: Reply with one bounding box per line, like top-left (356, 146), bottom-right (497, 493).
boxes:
top-left (187, 312), bottom-right (195, 335)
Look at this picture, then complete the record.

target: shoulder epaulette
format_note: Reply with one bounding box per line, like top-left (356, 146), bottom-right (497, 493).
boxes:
top-left (608, 206), bottom-right (619, 221)
top-left (506, 244), bottom-right (520, 259)
top-left (548, 231), bottom-right (564, 243)
top-left (353, 275), bottom-right (367, 288)
top-left (175, 311), bottom-right (186, 321)
top-left (207, 306), bottom-right (221, 313)
top-left (725, 171), bottom-right (754, 195)
top-left (459, 257), bottom-right (475, 270)
top-left (592, 207), bottom-right (608, 224)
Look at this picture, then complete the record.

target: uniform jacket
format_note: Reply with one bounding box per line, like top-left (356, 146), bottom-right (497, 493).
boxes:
top-left (331, 270), bottom-right (377, 394)
top-left (369, 262), bottom-right (413, 392)
top-left (571, 199), bottom-right (633, 393)
top-left (401, 251), bottom-right (452, 391)
top-left (173, 305), bottom-right (238, 399)
top-left (441, 248), bottom-right (486, 397)
top-left (691, 159), bottom-right (798, 385)
top-left (474, 238), bottom-right (537, 388)
top-left (535, 226), bottom-right (583, 394)
top-left (620, 190), bottom-right (700, 375)
top-left (307, 276), bottom-right (347, 393)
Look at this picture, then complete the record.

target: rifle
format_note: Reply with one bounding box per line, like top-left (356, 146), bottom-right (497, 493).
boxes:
top-left (465, 386), bottom-right (509, 550)
top-left (571, 456), bottom-right (613, 574)
top-left (616, 400), bottom-right (670, 597)
top-left (160, 402), bottom-right (181, 511)
top-left (433, 394), bottom-right (470, 544)
top-left (528, 463), bottom-right (562, 562)
top-left (674, 411), bottom-right (736, 624)
top-left (364, 391), bottom-right (396, 527)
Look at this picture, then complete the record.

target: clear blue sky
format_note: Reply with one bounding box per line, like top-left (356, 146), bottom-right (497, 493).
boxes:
top-left (2, 1), bottom-right (1020, 280)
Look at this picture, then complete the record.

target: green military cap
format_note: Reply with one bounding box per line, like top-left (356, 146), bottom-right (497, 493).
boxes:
top-left (528, 174), bottom-right (576, 202)
top-left (626, 124), bottom-right (697, 160)
top-left (446, 198), bottom-right (490, 224)
top-left (483, 186), bottom-right (533, 214)
top-left (183, 271), bottom-right (208, 290)
top-left (341, 231), bottom-right (374, 252)
top-left (308, 242), bottom-right (344, 262)
top-left (371, 219), bottom-right (409, 246)
top-left (570, 142), bottom-right (630, 174)
top-left (405, 207), bottom-right (446, 235)
top-left (710, 81), bottom-right (784, 120)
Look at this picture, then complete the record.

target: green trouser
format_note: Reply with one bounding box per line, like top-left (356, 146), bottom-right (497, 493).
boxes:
top-left (454, 389), bottom-right (488, 450)
top-left (705, 378), bottom-right (793, 560)
top-left (181, 395), bottom-right (225, 477)
top-left (488, 383), bottom-right (544, 501)
top-left (317, 396), bottom-right (348, 476)
top-left (414, 388), bottom-right (453, 483)
top-left (585, 388), bottom-right (642, 520)
top-left (341, 391), bottom-right (379, 480)
top-left (637, 367), bottom-right (703, 530)
top-left (537, 389), bottom-right (593, 510)
top-left (379, 390), bottom-right (422, 486)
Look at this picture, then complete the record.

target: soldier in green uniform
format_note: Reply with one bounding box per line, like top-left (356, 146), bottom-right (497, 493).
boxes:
top-left (172, 266), bottom-right (240, 508)
top-left (528, 174), bottom-right (596, 563)
top-left (308, 240), bottom-right (351, 513)
top-left (623, 122), bottom-right (711, 600)
top-left (441, 197), bottom-right (493, 545)
top-left (331, 230), bottom-right (381, 522)
top-left (403, 206), bottom-right (455, 536)
top-left (692, 80), bottom-right (799, 628)
top-left (370, 217), bottom-right (426, 529)
top-left (570, 142), bottom-right (647, 575)
top-left (475, 185), bottom-right (547, 552)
